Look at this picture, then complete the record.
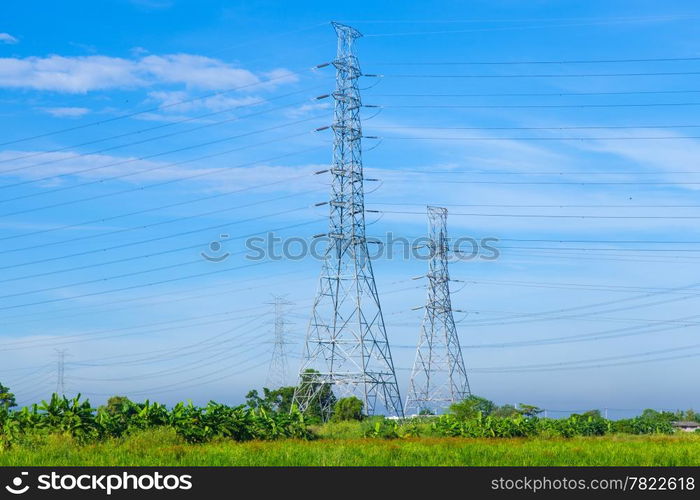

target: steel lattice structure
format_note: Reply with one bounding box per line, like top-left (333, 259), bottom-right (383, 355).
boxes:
top-left (265, 296), bottom-right (293, 388)
top-left (55, 348), bottom-right (66, 396)
top-left (405, 206), bottom-right (471, 415)
top-left (293, 22), bottom-right (403, 419)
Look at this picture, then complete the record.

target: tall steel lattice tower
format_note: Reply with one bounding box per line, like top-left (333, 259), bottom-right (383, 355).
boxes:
top-left (405, 206), bottom-right (471, 415)
top-left (293, 22), bottom-right (403, 418)
top-left (265, 296), bottom-right (293, 388)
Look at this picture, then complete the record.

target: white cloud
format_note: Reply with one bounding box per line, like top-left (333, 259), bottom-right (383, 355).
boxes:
top-left (129, 0), bottom-right (173, 9)
top-left (41, 106), bottom-right (90, 118)
top-left (0, 149), bottom-right (323, 193)
top-left (0, 55), bottom-right (142, 92)
top-left (571, 129), bottom-right (700, 176)
top-left (140, 54), bottom-right (260, 90)
top-left (0, 53), bottom-right (297, 93)
top-left (147, 90), bottom-right (263, 114)
top-left (0, 33), bottom-right (18, 44)
top-left (286, 101), bottom-right (332, 118)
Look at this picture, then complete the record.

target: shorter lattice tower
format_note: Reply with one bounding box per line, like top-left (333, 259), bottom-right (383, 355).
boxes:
top-left (266, 296), bottom-right (294, 388)
top-left (55, 348), bottom-right (67, 395)
top-left (405, 206), bottom-right (471, 415)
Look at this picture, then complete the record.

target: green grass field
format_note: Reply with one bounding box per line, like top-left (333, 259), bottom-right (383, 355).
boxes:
top-left (2, 429), bottom-right (699, 466)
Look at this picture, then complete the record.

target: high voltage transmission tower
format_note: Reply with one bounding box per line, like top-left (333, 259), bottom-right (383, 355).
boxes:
top-left (293, 22), bottom-right (403, 419)
top-left (405, 206), bottom-right (471, 415)
top-left (55, 348), bottom-right (67, 396)
top-left (265, 296), bottom-right (294, 388)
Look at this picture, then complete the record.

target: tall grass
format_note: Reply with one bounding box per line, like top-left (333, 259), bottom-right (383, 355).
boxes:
top-left (1, 430), bottom-right (699, 466)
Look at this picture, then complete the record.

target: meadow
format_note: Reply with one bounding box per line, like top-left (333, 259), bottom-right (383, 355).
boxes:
top-left (2, 429), bottom-right (699, 466)
top-left (1, 393), bottom-right (698, 466)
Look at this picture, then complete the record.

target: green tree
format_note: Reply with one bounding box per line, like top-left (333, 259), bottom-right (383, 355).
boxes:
top-left (641, 409), bottom-right (676, 423)
top-left (248, 370), bottom-right (336, 422)
top-left (449, 395), bottom-right (499, 419)
top-left (295, 369), bottom-right (336, 422)
top-left (675, 409), bottom-right (700, 423)
top-left (0, 382), bottom-right (16, 409)
top-left (103, 395), bottom-right (134, 415)
top-left (465, 395), bottom-right (496, 415)
top-left (517, 404), bottom-right (543, 417)
top-left (491, 404), bottom-right (519, 417)
top-left (246, 387), bottom-right (296, 413)
top-left (331, 396), bottom-right (364, 422)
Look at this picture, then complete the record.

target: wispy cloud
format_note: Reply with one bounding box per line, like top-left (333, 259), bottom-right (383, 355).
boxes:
top-left (129, 0), bottom-right (173, 9)
top-left (40, 106), bottom-right (90, 118)
top-left (0, 149), bottom-right (324, 193)
top-left (286, 101), bottom-right (332, 118)
top-left (0, 33), bottom-right (18, 45)
top-left (147, 90), bottom-right (264, 114)
top-left (571, 129), bottom-right (700, 177)
top-left (0, 53), bottom-right (297, 93)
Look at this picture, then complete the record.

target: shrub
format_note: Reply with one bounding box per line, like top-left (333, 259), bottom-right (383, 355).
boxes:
top-left (331, 397), bottom-right (364, 422)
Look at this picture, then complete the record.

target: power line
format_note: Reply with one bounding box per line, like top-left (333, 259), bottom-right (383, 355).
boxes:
top-left (89, 353), bottom-right (272, 397)
top-left (466, 311), bottom-right (700, 349)
top-left (369, 124), bottom-right (700, 132)
top-left (369, 56), bottom-right (700, 65)
top-left (371, 71), bottom-right (700, 78)
top-left (0, 86), bottom-right (326, 167)
top-left (363, 17), bottom-right (700, 37)
top-left (0, 145), bottom-right (323, 220)
top-left (501, 238), bottom-right (700, 244)
top-left (0, 208), bottom-right (317, 278)
top-left (0, 192), bottom-right (319, 285)
top-left (70, 319), bottom-right (267, 381)
top-left (370, 102), bottom-right (700, 109)
top-left (0, 209), bottom-right (314, 301)
top-left (0, 240), bottom-right (300, 313)
top-left (370, 167), bottom-right (700, 175)
top-left (0, 310), bottom-right (268, 352)
top-left (0, 115), bottom-right (323, 198)
top-left (0, 270), bottom-right (305, 326)
top-left (73, 341), bottom-right (265, 383)
top-left (371, 135), bottom-right (700, 142)
top-left (470, 349), bottom-right (700, 373)
top-left (508, 249), bottom-right (700, 265)
top-left (68, 304), bottom-right (314, 368)
top-left (467, 287), bottom-right (700, 329)
top-left (0, 171), bottom-right (314, 245)
top-left (469, 278), bottom-right (700, 295)
top-left (500, 245), bottom-right (700, 253)
top-left (376, 209), bottom-right (700, 219)
top-left (369, 89), bottom-right (700, 97)
top-left (346, 15), bottom-right (700, 24)
top-left (373, 201), bottom-right (700, 209)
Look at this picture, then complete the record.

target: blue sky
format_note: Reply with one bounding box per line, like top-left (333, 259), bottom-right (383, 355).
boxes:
top-left (1, 0), bottom-right (700, 416)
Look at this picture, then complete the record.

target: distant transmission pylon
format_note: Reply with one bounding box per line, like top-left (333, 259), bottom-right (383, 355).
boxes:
top-left (405, 206), bottom-right (471, 415)
top-left (55, 348), bottom-right (67, 396)
top-left (293, 22), bottom-right (403, 419)
top-left (265, 296), bottom-right (294, 388)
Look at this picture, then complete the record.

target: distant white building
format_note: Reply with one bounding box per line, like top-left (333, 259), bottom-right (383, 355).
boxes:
top-left (672, 421), bottom-right (700, 433)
